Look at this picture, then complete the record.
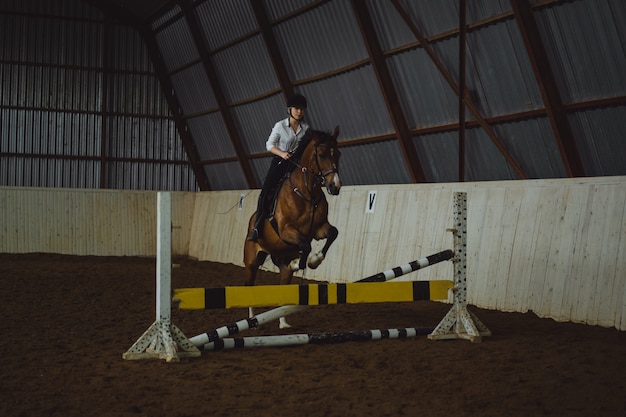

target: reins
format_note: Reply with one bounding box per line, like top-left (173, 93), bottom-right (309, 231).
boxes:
top-left (284, 139), bottom-right (338, 239)
top-left (286, 141), bottom-right (338, 203)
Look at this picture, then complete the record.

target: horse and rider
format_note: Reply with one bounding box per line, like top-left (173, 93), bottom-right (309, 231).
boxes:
top-left (243, 94), bottom-right (342, 327)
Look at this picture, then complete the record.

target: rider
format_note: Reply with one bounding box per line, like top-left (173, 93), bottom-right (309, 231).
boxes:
top-left (247, 93), bottom-right (310, 242)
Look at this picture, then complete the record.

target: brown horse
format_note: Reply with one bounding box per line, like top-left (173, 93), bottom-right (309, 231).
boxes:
top-left (244, 127), bottom-right (341, 328)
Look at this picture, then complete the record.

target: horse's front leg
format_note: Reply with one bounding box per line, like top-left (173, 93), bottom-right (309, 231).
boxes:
top-left (295, 240), bottom-right (312, 271)
top-left (308, 225), bottom-right (338, 269)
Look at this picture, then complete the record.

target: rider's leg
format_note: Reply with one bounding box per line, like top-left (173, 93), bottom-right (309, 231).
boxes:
top-left (247, 156), bottom-right (286, 241)
top-left (247, 193), bottom-right (267, 241)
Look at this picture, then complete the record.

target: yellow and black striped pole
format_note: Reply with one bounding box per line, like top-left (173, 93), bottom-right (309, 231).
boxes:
top-left (174, 280), bottom-right (453, 310)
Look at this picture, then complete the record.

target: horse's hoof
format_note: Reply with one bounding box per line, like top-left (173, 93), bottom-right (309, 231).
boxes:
top-left (289, 259), bottom-right (300, 271)
top-left (279, 317), bottom-right (292, 329)
top-left (308, 253), bottom-right (324, 269)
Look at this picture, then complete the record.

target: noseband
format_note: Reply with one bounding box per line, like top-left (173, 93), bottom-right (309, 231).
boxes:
top-left (287, 140), bottom-right (339, 203)
top-left (312, 143), bottom-right (339, 187)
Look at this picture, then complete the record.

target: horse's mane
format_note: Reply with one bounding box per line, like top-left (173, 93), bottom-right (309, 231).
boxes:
top-left (291, 129), bottom-right (335, 162)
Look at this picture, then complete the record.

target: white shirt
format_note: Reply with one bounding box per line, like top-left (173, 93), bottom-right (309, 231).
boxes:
top-left (266, 117), bottom-right (310, 153)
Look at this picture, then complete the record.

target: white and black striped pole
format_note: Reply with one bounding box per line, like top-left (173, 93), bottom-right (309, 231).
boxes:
top-left (202, 327), bottom-right (434, 351)
top-left (189, 305), bottom-right (306, 347)
top-left (357, 249), bottom-right (454, 282)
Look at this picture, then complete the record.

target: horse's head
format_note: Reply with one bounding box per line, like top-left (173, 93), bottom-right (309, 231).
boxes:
top-left (310, 126), bottom-right (341, 195)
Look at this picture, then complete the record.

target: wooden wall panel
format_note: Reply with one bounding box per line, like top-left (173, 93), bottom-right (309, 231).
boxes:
top-left (1, 176), bottom-right (625, 330)
top-left (0, 187), bottom-right (194, 256)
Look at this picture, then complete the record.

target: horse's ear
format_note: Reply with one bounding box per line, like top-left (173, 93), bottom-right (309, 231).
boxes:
top-left (332, 126), bottom-right (340, 139)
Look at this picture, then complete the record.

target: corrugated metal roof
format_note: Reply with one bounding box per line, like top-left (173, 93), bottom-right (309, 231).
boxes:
top-left (466, 0), bottom-right (512, 22)
top-left (170, 62), bottom-right (218, 115)
top-left (186, 112), bottom-right (235, 159)
top-left (339, 140), bottom-right (411, 185)
top-left (211, 34), bottom-right (279, 103)
top-left (413, 130), bottom-right (459, 182)
top-left (414, 119), bottom-right (568, 182)
top-left (0, 157), bottom-right (103, 188)
top-left (0, 13), bottom-right (103, 67)
top-left (366, 0), bottom-right (415, 50)
top-left (151, 3), bottom-right (181, 29)
top-left (263, 0), bottom-right (318, 21)
top-left (108, 25), bottom-right (153, 73)
top-left (273, 0), bottom-right (368, 81)
top-left (250, 156), bottom-right (272, 185)
top-left (387, 48), bottom-right (459, 129)
top-left (195, 0), bottom-right (257, 51)
top-left (108, 116), bottom-right (182, 160)
top-left (534, 0), bottom-right (626, 103)
top-left (299, 66), bottom-right (392, 139)
top-left (154, 16), bottom-right (199, 71)
top-left (230, 93), bottom-right (286, 154)
top-left (2, 0), bottom-right (102, 18)
top-left (1, 1), bottom-right (194, 191)
top-left (392, 0), bottom-right (459, 38)
top-left (491, 118), bottom-right (567, 178)
top-left (464, 19), bottom-right (545, 116)
top-left (465, 127), bottom-right (519, 181)
top-left (109, 73), bottom-right (165, 114)
top-left (204, 161), bottom-right (248, 189)
top-left (3, 0), bottom-right (626, 192)
top-left (107, 160), bottom-right (197, 190)
top-left (570, 106), bottom-right (626, 176)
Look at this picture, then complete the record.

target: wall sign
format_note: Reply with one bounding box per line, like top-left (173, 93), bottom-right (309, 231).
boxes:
top-left (238, 194), bottom-right (245, 211)
top-left (365, 190), bottom-right (377, 213)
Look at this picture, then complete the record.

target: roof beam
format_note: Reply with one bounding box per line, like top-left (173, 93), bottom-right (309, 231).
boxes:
top-left (179, 0), bottom-right (259, 188)
top-left (250, 0), bottom-right (294, 100)
top-left (86, 0), bottom-right (212, 190)
top-left (351, 0), bottom-right (428, 183)
top-left (511, 0), bottom-right (586, 177)
top-left (392, 0), bottom-right (528, 180)
top-left (139, 23), bottom-right (211, 190)
top-left (458, 0), bottom-right (467, 181)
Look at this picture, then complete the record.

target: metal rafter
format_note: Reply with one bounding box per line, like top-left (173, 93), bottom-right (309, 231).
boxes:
top-left (100, 20), bottom-right (110, 188)
top-left (179, 0), bottom-right (258, 188)
top-left (140, 23), bottom-right (211, 190)
top-left (84, 0), bottom-right (210, 190)
top-left (392, 0), bottom-right (528, 180)
top-left (249, 0), bottom-right (294, 101)
top-left (350, 0), bottom-right (428, 183)
top-left (511, 0), bottom-right (586, 177)
top-left (458, 0), bottom-right (467, 181)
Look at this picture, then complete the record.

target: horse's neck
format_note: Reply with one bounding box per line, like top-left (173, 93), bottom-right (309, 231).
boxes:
top-left (288, 151), bottom-right (324, 202)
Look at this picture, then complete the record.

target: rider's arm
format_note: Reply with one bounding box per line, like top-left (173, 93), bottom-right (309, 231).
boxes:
top-left (269, 146), bottom-right (290, 159)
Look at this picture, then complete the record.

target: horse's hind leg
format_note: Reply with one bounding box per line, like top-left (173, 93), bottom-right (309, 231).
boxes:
top-left (278, 264), bottom-right (295, 329)
top-left (308, 225), bottom-right (338, 269)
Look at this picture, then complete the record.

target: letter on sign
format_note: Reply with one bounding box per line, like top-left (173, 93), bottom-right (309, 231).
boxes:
top-left (366, 190), bottom-right (377, 213)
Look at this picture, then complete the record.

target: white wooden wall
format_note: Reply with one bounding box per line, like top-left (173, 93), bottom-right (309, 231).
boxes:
top-left (0, 187), bottom-right (195, 256)
top-left (1, 176), bottom-right (625, 330)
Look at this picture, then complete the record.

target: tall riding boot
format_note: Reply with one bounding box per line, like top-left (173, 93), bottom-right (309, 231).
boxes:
top-left (247, 210), bottom-right (265, 241)
top-left (247, 191), bottom-right (268, 241)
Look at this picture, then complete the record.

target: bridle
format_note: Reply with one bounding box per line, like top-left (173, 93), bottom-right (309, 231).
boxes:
top-left (287, 140), bottom-right (339, 204)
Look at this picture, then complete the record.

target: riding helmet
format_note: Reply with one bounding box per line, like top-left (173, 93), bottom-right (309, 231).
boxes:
top-left (287, 93), bottom-right (307, 109)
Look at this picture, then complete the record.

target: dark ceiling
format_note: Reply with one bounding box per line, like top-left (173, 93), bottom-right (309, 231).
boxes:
top-left (14, 0), bottom-right (618, 191)
top-left (86, 0), bottom-right (173, 23)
